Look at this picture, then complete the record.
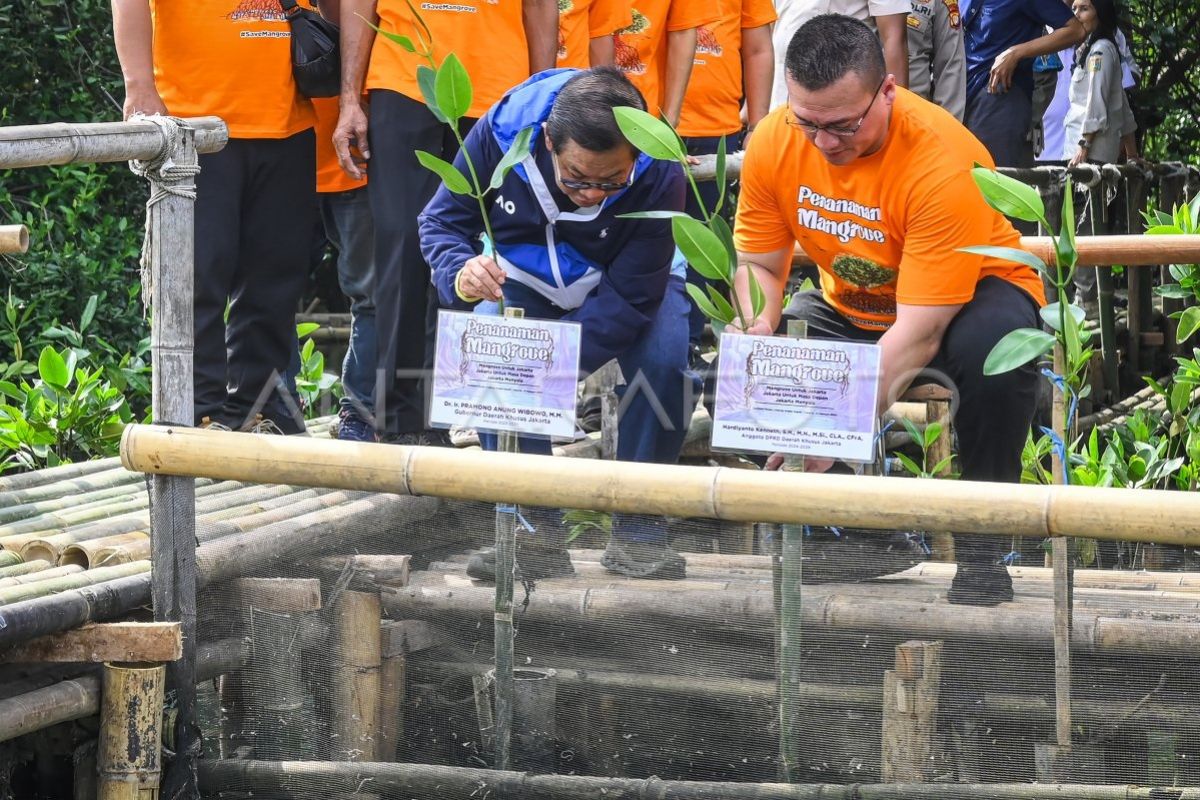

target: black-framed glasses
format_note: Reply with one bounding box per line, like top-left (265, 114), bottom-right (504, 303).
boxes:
top-left (786, 78), bottom-right (886, 138)
top-left (551, 150), bottom-right (633, 192)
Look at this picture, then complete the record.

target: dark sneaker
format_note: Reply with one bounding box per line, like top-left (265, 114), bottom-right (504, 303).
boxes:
top-left (801, 527), bottom-right (928, 584)
top-left (335, 409), bottom-right (376, 442)
top-left (948, 562), bottom-right (1014, 606)
top-left (600, 539), bottom-right (686, 580)
top-left (383, 429), bottom-right (454, 447)
top-left (466, 543), bottom-right (576, 582)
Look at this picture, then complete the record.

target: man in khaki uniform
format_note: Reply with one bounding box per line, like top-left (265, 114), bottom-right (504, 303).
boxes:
top-left (907, 0), bottom-right (966, 119)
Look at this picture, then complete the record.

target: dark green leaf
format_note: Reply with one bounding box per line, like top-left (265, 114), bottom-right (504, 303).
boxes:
top-left (970, 167), bottom-right (1046, 223)
top-left (895, 452), bottom-right (923, 477)
top-left (612, 107), bottom-right (685, 161)
top-left (704, 284), bottom-right (736, 323)
top-left (415, 150), bottom-right (473, 195)
top-left (686, 282), bottom-right (732, 324)
top-left (983, 328), bottom-right (1055, 375)
top-left (748, 267), bottom-right (766, 320)
top-left (416, 65), bottom-right (447, 123)
top-left (710, 215), bottom-right (737, 275)
top-left (374, 26), bottom-right (417, 52)
top-left (671, 216), bottom-right (728, 282)
top-left (434, 53), bottom-right (473, 123)
top-left (80, 295), bottom-right (98, 332)
top-left (1056, 176), bottom-right (1077, 271)
top-left (959, 245), bottom-right (1049, 276)
top-left (489, 127), bottom-right (533, 190)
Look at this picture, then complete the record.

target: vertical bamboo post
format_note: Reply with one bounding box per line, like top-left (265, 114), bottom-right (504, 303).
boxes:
top-left (1051, 344), bottom-right (1072, 750)
top-left (332, 590), bottom-right (381, 776)
top-left (138, 119), bottom-right (201, 799)
top-left (493, 305), bottom-right (523, 771)
top-left (926, 398), bottom-right (955, 562)
top-left (881, 640), bottom-right (943, 782)
top-left (597, 361), bottom-right (621, 461)
top-left (98, 662), bottom-right (166, 800)
top-left (777, 319), bottom-right (807, 782)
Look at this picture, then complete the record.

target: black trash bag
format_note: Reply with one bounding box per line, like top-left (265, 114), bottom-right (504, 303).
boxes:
top-left (280, 0), bottom-right (340, 98)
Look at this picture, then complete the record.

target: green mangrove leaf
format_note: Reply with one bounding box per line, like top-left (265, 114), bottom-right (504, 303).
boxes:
top-left (1177, 306), bottom-right (1200, 343)
top-left (970, 167), bottom-right (1045, 223)
top-left (686, 282), bottom-right (732, 324)
top-left (613, 107), bottom-right (685, 161)
top-left (490, 127), bottom-right (533, 190)
top-left (416, 65), bottom-right (447, 123)
top-left (1056, 176), bottom-right (1077, 272)
top-left (1038, 302), bottom-right (1086, 332)
top-left (958, 245), bottom-right (1049, 276)
top-left (704, 283), bottom-right (736, 323)
top-left (983, 327), bottom-right (1055, 375)
top-left (434, 53), bottom-right (472, 123)
top-left (672, 216), bottom-right (728, 281)
top-left (713, 134), bottom-right (728, 216)
top-left (38, 346), bottom-right (68, 388)
top-left (415, 150), bottom-right (472, 195)
top-left (748, 267), bottom-right (766, 319)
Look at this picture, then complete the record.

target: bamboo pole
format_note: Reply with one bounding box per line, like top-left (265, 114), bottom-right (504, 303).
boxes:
top-left (383, 581), bottom-right (1200, 656)
top-left (0, 225), bottom-right (27, 254)
top-left (0, 561), bottom-right (148, 606)
top-left (122, 424), bottom-right (1200, 547)
top-left (0, 468), bottom-right (144, 517)
top-left (926, 398), bottom-right (955, 562)
top-left (97, 662), bottom-right (165, 800)
top-left (0, 475), bottom-right (146, 526)
top-left (0, 457), bottom-right (120, 494)
top-left (0, 554), bottom-right (34, 573)
top-left (195, 759), bottom-right (1200, 800)
top-left (0, 564), bottom-right (83, 587)
top-left (0, 117), bottom-right (228, 169)
top-left (1050, 344), bottom-right (1073, 750)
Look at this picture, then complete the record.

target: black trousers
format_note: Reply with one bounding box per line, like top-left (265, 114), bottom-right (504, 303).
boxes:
top-left (193, 130), bottom-right (315, 433)
top-left (781, 277), bottom-right (1041, 563)
top-left (368, 90), bottom-right (475, 435)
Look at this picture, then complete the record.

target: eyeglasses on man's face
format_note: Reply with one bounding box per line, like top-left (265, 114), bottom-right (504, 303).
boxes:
top-left (786, 78), bottom-right (886, 138)
top-left (551, 150), bottom-right (633, 192)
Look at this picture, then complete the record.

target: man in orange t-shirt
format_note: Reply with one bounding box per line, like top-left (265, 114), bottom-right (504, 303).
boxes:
top-left (334, 0), bottom-right (558, 443)
top-left (113, 0), bottom-right (316, 435)
top-left (558, 0), bottom-right (633, 68)
top-left (614, 0), bottom-right (719, 124)
top-left (732, 14), bottom-right (1043, 606)
top-left (676, 0), bottom-right (776, 352)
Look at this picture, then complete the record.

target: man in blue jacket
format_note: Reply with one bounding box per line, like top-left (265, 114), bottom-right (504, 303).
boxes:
top-left (419, 67), bottom-right (694, 580)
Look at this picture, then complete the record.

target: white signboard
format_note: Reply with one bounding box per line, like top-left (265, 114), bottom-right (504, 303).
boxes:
top-left (711, 334), bottom-right (882, 462)
top-left (430, 310), bottom-right (582, 438)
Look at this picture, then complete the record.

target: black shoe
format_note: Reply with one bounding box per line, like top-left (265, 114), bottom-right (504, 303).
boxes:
top-left (600, 539), bottom-right (686, 580)
top-left (800, 527), bottom-right (928, 584)
top-left (466, 543), bottom-right (576, 582)
top-left (947, 562), bottom-right (1014, 606)
top-left (383, 428), bottom-right (454, 447)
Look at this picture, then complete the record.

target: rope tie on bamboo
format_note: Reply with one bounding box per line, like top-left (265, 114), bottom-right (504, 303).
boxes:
top-left (1039, 367), bottom-right (1079, 486)
top-left (128, 114), bottom-right (200, 310)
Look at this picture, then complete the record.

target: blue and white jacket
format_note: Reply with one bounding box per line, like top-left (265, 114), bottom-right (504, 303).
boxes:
top-left (418, 69), bottom-right (686, 373)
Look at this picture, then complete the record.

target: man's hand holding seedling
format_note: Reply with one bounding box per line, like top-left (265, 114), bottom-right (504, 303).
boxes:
top-left (455, 256), bottom-right (507, 303)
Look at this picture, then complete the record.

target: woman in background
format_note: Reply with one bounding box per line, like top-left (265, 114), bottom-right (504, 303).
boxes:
top-left (1063, 0), bottom-right (1138, 166)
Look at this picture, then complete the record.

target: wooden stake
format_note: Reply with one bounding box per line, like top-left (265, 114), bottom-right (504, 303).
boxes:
top-left (493, 305), bottom-right (524, 771)
top-left (0, 621), bottom-right (181, 663)
top-left (881, 640), bottom-right (943, 782)
top-left (1051, 344), bottom-right (1072, 750)
top-left (778, 318), bottom-right (807, 783)
top-left (925, 398), bottom-right (955, 562)
top-left (98, 662), bottom-right (166, 800)
top-left (332, 590), bottom-right (381, 767)
top-left (378, 652), bottom-right (406, 762)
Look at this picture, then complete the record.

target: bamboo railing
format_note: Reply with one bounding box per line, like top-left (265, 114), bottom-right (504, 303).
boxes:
top-left (120, 425), bottom-right (1200, 546)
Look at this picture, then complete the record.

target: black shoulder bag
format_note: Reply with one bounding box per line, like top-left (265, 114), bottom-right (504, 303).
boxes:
top-left (279, 0), bottom-right (341, 98)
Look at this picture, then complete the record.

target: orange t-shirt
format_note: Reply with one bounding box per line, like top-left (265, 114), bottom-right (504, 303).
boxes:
top-left (151, 0), bottom-right (315, 139)
top-left (558, 0), bottom-right (634, 68)
top-left (367, 0), bottom-right (529, 119)
top-left (312, 98), bottom-right (367, 194)
top-left (614, 0), bottom-right (719, 117)
top-left (734, 88), bottom-right (1046, 331)
top-left (677, 0), bottom-right (777, 137)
